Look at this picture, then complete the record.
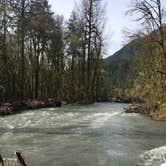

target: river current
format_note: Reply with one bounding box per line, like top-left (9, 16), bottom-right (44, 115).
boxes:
top-left (0, 103), bottom-right (166, 166)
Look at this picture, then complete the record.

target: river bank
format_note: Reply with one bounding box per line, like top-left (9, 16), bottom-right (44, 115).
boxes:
top-left (0, 96), bottom-right (132, 116)
top-left (0, 99), bottom-right (61, 116)
top-left (1, 98), bottom-right (166, 121)
top-left (125, 104), bottom-right (166, 121)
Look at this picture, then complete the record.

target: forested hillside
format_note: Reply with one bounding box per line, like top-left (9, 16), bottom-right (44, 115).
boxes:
top-left (105, 0), bottom-right (166, 110)
top-left (105, 38), bottom-right (145, 90)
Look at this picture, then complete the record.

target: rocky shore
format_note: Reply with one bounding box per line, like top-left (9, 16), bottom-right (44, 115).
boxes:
top-left (108, 96), bottom-right (143, 104)
top-left (124, 104), bottom-right (149, 114)
top-left (0, 99), bottom-right (61, 116)
top-left (125, 103), bottom-right (166, 121)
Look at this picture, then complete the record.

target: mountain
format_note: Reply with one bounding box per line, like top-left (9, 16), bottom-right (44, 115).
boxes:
top-left (105, 26), bottom-right (166, 92)
top-left (105, 38), bottom-right (145, 90)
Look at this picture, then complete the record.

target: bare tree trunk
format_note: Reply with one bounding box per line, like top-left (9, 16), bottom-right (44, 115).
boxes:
top-left (20, 0), bottom-right (26, 100)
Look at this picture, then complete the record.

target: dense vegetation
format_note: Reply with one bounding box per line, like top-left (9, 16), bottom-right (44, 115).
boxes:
top-left (0, 0), bottom-right (166, 114)
top-left (0, 0), bottom-right (107, 104)
top-left (106, 0), bottom-right (166, 110)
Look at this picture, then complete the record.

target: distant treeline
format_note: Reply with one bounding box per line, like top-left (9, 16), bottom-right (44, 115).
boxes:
top-left (0, 0), bottom-right (108, 103)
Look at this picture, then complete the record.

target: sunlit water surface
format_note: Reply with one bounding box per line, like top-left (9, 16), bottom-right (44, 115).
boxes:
top-left (0, 103), bottom-right (166, 166)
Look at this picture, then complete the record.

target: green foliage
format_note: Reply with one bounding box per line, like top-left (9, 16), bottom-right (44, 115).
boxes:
top-left (105, 30), bottom-right (166, 108)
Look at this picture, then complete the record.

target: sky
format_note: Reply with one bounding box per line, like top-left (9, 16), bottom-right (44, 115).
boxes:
top-left (48, 0), bottom-right (139, 56)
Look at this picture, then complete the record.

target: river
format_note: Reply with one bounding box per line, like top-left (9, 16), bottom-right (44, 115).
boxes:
top-left (0, 102), bottom-right (166, 166)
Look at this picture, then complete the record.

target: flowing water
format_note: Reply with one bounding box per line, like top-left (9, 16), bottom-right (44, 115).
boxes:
top-left (0, 102), bottom-right (166, 166)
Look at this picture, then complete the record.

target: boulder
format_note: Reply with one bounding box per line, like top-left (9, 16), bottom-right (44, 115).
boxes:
top-left (27, 100), bottom-right (44, 109)
top-left (0, 103), bottom-right (14, 115)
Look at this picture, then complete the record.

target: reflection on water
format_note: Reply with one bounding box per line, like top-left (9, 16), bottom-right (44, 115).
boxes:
top-left (0, 103), bottom-right (166, 166)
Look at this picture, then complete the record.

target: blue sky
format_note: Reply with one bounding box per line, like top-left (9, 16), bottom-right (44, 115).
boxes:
top-left (48, 0), bottom-right (139, 56)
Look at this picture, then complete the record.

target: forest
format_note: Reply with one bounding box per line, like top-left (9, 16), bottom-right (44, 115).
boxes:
top-left (0, 0), bottom-right (166, 116)
top-left (0, 0), bottom-right (107, 104)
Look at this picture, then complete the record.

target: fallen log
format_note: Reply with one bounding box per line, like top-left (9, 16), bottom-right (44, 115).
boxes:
top-left (15, 152), bottom-right (27, 166)
top-left (0, 154), bottom-right (4, 166)
top-left (0, 152), bottom-right (27, 166)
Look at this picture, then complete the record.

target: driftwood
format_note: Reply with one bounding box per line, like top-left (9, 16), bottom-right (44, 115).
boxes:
top-left (0, 154), bottom-right (4, 166)
top-left (15, 152), bottom-right (27, 166)
top-left (0, 152), bottom-right (27, 166)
